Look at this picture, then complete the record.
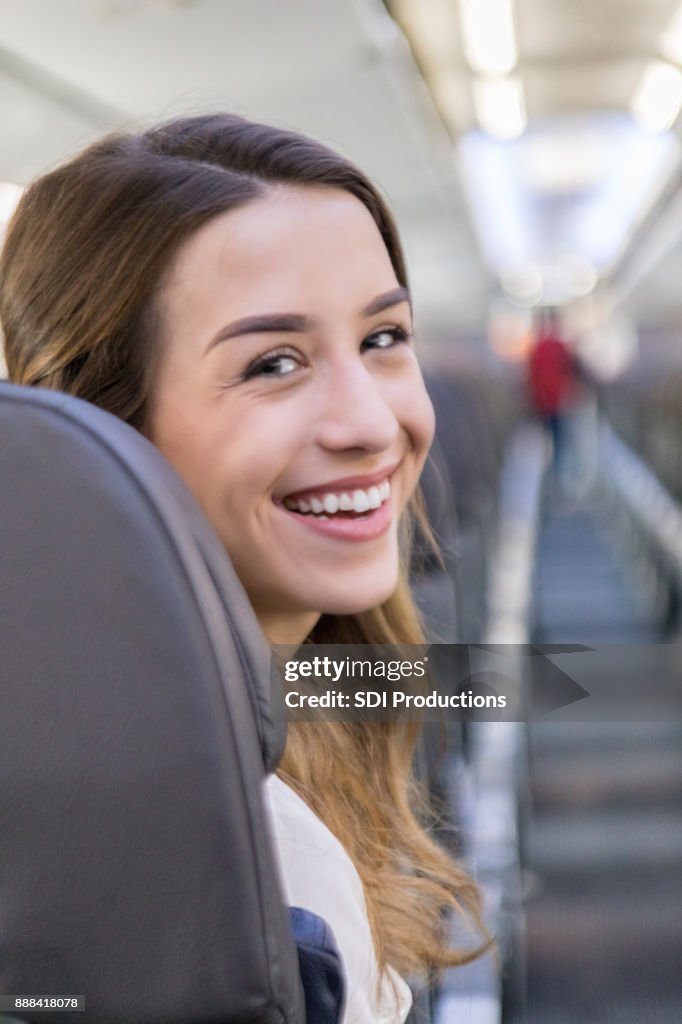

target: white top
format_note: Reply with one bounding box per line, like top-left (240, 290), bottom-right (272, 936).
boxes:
top-left (263, 773), bottom-right (412, 1024)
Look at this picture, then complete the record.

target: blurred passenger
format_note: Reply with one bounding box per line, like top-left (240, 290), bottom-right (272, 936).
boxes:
top-left (527, 306), bottom-right (590, 498)
top-left (0, 113), bottom-right (487, 1023)
top-left (527, 308), bottom-right (576, 450)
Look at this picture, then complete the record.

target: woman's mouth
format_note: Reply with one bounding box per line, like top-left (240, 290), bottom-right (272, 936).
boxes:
top-left (282, 479), bottom-right (390, 517)
top-left (278, 476), bottom-right (394, 541)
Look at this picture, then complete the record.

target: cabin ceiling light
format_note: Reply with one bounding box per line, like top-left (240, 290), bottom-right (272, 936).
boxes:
top-left (459, 0), bottom-right (518, 76)
top-left (632, 59), bottom-right (682, 133)
top-left (473, 75), bottom-right (526, 140)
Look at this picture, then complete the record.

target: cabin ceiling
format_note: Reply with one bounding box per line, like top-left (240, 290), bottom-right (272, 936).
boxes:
top-left (0, 0), bottom-right (681, 351)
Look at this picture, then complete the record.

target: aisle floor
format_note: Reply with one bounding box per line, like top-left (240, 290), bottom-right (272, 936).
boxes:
top-left (515, 496), bottom-right (682, 1024)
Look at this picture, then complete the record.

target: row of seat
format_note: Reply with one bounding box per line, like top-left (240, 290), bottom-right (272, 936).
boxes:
top-left (412, 370), bottom-right (522, 645)
top-left (601, 373), bottom-right (682, 633)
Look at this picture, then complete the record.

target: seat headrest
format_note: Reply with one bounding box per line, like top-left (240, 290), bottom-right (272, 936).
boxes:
top-left (0, 383), bottom-right (302, 1023)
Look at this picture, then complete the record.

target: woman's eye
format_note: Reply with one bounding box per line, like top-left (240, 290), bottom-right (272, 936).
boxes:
top-left (244, 348), bottom-right (302, 379)
top-left (362, 325), bottom-right (413, 352)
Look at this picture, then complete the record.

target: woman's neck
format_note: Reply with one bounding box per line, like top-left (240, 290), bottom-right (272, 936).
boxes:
top-left (257, 609), bottom-right (320, 646)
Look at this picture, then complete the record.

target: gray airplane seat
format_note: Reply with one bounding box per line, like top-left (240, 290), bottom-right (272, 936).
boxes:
top-left (0, 382), bottom-right (311, 1023)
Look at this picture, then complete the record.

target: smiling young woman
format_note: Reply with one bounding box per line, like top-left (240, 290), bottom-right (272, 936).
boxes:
top-left (0, 113), bottom-right (486, 1022)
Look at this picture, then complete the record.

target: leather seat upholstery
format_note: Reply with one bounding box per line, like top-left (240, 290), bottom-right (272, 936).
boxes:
top-left (0, 383), bottom-right (305, 1023)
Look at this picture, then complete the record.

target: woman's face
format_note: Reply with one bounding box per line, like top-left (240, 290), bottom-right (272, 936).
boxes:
top-left (150, 185), bottom-right (434, 643)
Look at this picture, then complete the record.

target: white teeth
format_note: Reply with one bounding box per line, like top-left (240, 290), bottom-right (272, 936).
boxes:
top-left (352, 489), bottom-right (371, 514)
top-left (283, 477), bottom-right (392, 516)
top-left (323, 493), bottom-right (339, 514)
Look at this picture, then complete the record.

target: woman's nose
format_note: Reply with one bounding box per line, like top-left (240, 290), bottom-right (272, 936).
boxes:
top-left (314, 362), bottom-right (400, 454)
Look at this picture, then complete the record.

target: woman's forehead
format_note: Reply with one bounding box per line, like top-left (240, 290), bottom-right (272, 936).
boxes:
top-left (166, 186), bottom-right (394, 283)
top-left (158, 185), bottom-right (402, 322)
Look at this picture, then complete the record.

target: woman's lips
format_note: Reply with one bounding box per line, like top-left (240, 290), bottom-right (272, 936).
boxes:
top-left (281, 463), bottom-right (399, 503)
top-left (280, 493), bottom-right (393, 541)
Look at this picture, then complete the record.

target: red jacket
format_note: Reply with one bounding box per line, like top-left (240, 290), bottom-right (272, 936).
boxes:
top-left (527, 333), bottom-right (576, 416)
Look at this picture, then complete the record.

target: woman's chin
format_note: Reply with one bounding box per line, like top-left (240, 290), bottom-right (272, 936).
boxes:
top-left (247, 557), bottom-right (401, 627)
top-left (312, 581), bottom-right (398, 617)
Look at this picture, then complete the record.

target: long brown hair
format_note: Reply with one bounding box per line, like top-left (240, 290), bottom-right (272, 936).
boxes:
top-left (0, 113), bottom-right (486, 980)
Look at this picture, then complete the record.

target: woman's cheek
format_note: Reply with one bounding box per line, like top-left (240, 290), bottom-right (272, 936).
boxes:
top-left (404, 382), bottom-right (435, 466)
top-left (421, 388), bottom-right (436, 449)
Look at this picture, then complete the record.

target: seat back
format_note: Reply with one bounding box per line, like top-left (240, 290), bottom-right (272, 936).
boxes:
top-left (0, 383), bottom-right (304, 1023)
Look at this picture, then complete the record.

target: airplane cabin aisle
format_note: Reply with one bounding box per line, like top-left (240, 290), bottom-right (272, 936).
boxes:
top-left (513, 495), bottom-right (682, 1023)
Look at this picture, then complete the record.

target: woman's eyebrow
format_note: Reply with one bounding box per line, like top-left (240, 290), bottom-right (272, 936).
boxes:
top-left (360, 287), bottom-right (411, 317)
top-left (205, 313), bottom-right (312, 354)
top-left (204, 287), bottom-right (411, 356)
